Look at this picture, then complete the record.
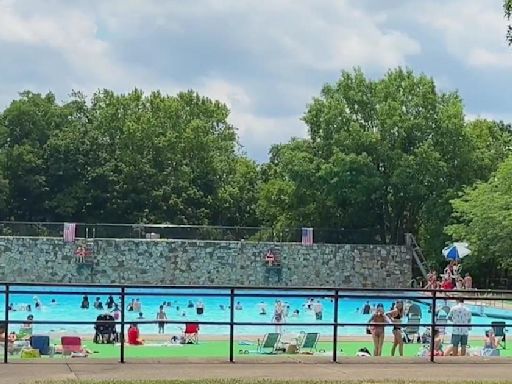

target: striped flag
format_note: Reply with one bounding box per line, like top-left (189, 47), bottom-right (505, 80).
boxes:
top-left (63, 223), bottom-right (76, 243)
top-left (301, 227), bottom-right (313, 245)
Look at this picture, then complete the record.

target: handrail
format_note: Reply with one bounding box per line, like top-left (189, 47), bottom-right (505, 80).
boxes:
top-left (1, 283), bottom-right (512, 364)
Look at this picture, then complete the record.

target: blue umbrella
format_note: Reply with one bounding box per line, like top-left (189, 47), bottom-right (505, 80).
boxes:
top-left (442, 242), bottom-right (471, 260)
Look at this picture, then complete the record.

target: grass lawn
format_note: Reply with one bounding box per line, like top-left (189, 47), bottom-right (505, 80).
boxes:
top-left (8, 339), bottom-right (510, 360)
top-left (31, 381), bottom-right (512, 384)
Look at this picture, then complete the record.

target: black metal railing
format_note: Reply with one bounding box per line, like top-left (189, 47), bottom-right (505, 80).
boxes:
top-left (1, 283), bottom-right (511, 364)
top-left (0, 221), bottom-right (388, 244)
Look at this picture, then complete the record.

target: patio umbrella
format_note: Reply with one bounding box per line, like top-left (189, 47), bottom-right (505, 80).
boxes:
top-left (442, 242), bottom-right (471, 261)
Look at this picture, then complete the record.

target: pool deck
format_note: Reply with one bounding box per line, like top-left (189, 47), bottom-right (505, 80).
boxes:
top-left (3, 358), bottom-right (512, 384)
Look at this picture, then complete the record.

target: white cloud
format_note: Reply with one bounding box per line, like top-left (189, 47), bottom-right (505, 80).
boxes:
top-left (416, 0), bottom-right (512, 70)
top-left (0, 0), bottom-right (423, 161)
top-left (97, 0), bottom-right (420, 72)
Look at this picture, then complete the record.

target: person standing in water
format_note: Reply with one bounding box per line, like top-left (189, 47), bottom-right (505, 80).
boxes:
top-left (273, 301), bottom-right (284, 333)
top-left (157, 305), bottom-right (167, 334)
top-left (196, 300), bottom-right (204, 315)
top-left (81, 295), bottom-right (89, 309)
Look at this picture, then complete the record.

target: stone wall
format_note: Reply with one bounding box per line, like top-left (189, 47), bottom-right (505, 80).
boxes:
top-left (0, 237), bottom-right (412, 288)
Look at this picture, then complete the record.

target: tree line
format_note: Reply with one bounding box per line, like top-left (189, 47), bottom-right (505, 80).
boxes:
top-left (1, 68), bottom-right (511, 286)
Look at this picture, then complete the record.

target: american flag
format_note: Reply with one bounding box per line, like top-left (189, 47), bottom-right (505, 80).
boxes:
top-left (63, 223), bottom-right (76, 243)
top-left (301, 227), bottom-right (313, 245)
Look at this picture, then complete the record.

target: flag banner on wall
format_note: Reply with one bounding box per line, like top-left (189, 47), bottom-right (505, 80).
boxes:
top-left (63, 223), bottom-right (76, 243)
top-left (301, 227), bottom-right (313, 245)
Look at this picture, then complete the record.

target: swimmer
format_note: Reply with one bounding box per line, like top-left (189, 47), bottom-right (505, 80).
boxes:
top-left (235, 302), bottom-right (243, 310)
top-left (137, 312), bottom-right (144, 320)
top-left (187, 300), bottom-right (194, 308)
top-left (81, 295), bottom-right (89, 309)
top-left (51, 299), bottom-right (57, 305)
top-left (219, 304), bottom-right (225, 311)
top-left (258, 301), bottom-right (267, 315)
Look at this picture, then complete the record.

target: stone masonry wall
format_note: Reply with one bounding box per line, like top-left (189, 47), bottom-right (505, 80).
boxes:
top-left (0, 237), bottom-right (412, 288)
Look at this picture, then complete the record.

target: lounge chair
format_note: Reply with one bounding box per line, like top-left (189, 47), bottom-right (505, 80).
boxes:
top-left (61, 336), bottom-right (83, 355)
top-left (492, 321), bottom-right (507, 350)
top-left (183, 323), bottom-right (200, 344)
top-left (257, 332), bottom-right (281, 354)
top-left (408, 303), bottom-right (422, 318)
top-left (298, 332), bottom-right (320, 353)
top-left (30, 335), bottom-right (50, 355)
top-left (404, 314), bottom-right (421, 343)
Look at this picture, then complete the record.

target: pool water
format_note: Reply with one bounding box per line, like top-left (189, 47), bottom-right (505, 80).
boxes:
top-left (0, 287), bottom-right (509, 338)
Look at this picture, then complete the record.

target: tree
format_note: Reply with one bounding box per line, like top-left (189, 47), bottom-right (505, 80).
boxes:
top-left (0, 92), bottom-right (70, 220)
top-left (447, 156), bottom-right (512, 285)
top-left (1, 89), bottom-right (259, 226)
top-left (506, 0), bottom-right (512, 45)
top-left (259, 68), bottom-right (476, 247)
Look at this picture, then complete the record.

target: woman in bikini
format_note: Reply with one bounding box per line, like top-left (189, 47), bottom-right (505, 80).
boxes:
top-left (273, 301), bottom-right (284, 333)
top-left (387, 300), bottom-right (404, 356)
top-left (367, 305), bottom-right (390, 356)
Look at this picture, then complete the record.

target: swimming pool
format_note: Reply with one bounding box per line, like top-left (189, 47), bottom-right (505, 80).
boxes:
top-left (0, 286), bottom-right (510, 338)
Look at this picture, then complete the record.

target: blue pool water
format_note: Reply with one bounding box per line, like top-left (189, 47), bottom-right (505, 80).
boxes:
top-left (0, 287), bottom-right (509, 338)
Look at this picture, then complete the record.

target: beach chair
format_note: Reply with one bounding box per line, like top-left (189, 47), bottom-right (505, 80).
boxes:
top-left (183, 323), bottom-right (200, 344)
top-left (408, 303), bottom-right (422, 319)
top-left (257, 333), bottom-right (281, 354)
top-left (298, 332), bottom-right (320, 354)
top-left (61, 336), bottom-right (83, 355)
top-left (30, 335), bottom-right (50, 355)
top-left (404, 314), bottom-right (421, 343)
top-left (492, 321), bottom-right (507, 350)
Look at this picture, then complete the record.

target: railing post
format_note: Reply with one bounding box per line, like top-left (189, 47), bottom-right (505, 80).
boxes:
top-left (120, 286), bottom-right (125, 363)
top-left (229, 288), bottom-right (235, 363)
top-left (333, 289), bottom-right (339, 363)
top-left (429, 290), bottom-right (437, 363)
top-left (3, 284), bottom-right (9, 363)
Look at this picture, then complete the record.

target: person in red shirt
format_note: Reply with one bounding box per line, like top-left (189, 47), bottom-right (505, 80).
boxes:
top-left (440, 277), bottom-right (453, 290)
top-left (127, 323), bottom-right (144, 345)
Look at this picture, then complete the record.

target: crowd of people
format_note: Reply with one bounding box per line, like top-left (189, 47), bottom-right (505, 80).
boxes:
top-left (424, 261), bottom-right (473, 291)
top-left (4, 290), bottom-right (505, 359)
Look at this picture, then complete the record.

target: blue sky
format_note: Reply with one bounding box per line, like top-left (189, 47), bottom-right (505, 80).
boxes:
top-left (1, 0), bottom-right (511, 162)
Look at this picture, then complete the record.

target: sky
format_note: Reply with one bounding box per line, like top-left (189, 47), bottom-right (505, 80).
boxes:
top-left (1, 0), bottom-right (511, 162)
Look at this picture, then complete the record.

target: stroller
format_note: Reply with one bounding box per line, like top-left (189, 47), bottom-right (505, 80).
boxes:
top-left (94, 314), bottom-right (119, 344)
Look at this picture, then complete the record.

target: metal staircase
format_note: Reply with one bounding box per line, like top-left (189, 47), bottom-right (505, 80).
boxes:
top-left (405, 233), bottom-right (428, 279)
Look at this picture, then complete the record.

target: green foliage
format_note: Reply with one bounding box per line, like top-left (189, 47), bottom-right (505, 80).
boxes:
top-left (447, 155), bottom-right (512, 282)
top-left (259, 68), bottom-right (476, 248)
top-left (0, 89), bottom-right (258, 226)
top-left (506, 0), bottom-right (512, 45)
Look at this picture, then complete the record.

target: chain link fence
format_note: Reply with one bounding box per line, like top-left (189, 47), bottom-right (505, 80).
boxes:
top-left (0, 221), bottom-right (389, 244)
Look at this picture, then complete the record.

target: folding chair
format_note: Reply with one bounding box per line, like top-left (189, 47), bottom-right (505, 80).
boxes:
top-left (298, 332), bottom-right (320, 353)
top-left (183, 323), bottom-right (200, 344)
top-left (492, 321), bottom-right (507, 349)
top-left (257, 333), bottom-right (281, 354)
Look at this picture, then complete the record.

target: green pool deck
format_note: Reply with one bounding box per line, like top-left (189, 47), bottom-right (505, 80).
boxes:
top-left (6, 339), bottom-right (512, 360)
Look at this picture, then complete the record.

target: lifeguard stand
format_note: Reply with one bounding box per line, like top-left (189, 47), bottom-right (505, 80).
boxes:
top-left (264, 249), bottom-right (282, 283)
top-left (74, 227), bottom-right (95, 266)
